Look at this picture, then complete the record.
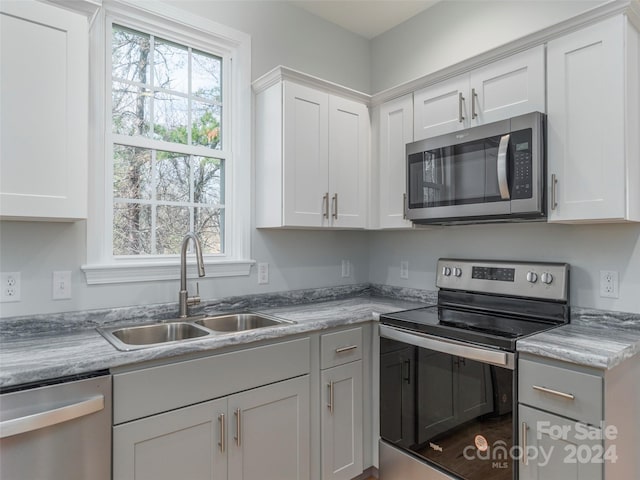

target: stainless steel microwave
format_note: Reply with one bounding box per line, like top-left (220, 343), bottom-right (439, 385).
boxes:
top-left (406, 111), bottom-right (546, 224)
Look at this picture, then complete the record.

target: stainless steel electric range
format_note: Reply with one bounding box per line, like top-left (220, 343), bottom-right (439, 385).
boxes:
top-left (379, 258), bottom-right (570, 480)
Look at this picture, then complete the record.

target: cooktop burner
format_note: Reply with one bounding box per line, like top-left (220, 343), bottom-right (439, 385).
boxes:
top-left (382, 306), bottom-right (562, 351)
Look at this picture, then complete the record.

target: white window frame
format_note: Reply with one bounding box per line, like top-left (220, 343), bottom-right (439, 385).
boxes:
top-left (82, 0), bottom-right (253, 284)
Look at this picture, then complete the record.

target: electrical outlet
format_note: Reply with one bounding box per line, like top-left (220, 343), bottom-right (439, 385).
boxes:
top-left (400, 261), bottom-right (409, 279)
top-left (341, 259), bottom-right (351, 278)
top-left (52, 271), bottom-right (72, 300)
top-left (1, 272), bottom-right (21, 302)
top-left (257, 263), bottom-right (269, 285)
top-left (600, 270), bottom-right (619, 298)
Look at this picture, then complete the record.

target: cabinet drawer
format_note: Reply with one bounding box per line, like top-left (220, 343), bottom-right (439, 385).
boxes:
top-left (321, 327), bottom-right (362, 369)
top-left (519, 359), bottom-right (602, 425)
top-left (114, 337), bottom-right (310, 424)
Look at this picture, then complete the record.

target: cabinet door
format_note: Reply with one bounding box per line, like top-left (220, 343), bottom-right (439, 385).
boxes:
top-left (547, 16), bottom-right (626, 222)
top-left (379, 94), bottom-right (413, 229)
top-left (413, 74), bottom-right (468, 140)
top-left (113, 398), bottom-right (227, 480)
top-left (283, 82), bottom-right (329, 227)
top-left (228, 375), bottom-right (310, 480)
top-left (328, 96), bottom-right (369, 228)
top-left (0, 0), bottom-right (87, 220)
top-left (380, 347), bottom-right (415, 448)
top-left (321, 361), bottom-right (363, 480)
top-left (519, 405), bottom-right (603, 480)
top-left (469, 45), bottom-right (545, 126)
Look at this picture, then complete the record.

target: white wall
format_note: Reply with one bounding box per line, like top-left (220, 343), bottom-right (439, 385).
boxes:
top-left (371, 0), bottom-right (601, 93)
top-left (369, 224), bottom-right (640, 313)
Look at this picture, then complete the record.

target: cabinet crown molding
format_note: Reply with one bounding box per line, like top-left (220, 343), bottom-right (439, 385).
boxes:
top-left (252, 65), bottom-right (371, 104)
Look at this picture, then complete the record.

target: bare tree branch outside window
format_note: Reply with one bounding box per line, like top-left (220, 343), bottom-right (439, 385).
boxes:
top-left (111, 25), bottom-right (224, 256)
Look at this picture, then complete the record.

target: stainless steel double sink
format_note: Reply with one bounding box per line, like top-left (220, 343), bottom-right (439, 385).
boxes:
top-left (97, 313), bottom-right (294, 351)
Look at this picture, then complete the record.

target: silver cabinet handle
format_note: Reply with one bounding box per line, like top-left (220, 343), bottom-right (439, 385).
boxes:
top-left (458, 92), bottom-right (465, 123)
top-left (218, 413), bottom-right (226, 453)
top-left (471, 88), bottom-right (478, 119)
top-left (234, 408), bottom-right (241, 446)
top-left (532, 385), bottom-right (575, 400)
top-left (335, 345), bottom-right (358, 353)
top-left (551, 174), bottom-right (558, 210)
top-left (327, 382), bottom-right (334, 413)
top-left (497, 133), bottom-right (511, 200)
top-left (323, 193), bottom-right (329, 219)
top-left (521, 422), bottom-right (528, 465)
top-left (403, 193), bottom-right (407, 220)
top-left (0, 395), bottom-right (104, 439)
top-left (331, 193), bottom-right (338, 220)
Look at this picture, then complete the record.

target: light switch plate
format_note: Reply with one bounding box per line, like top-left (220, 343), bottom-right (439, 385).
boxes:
top-left (53, 271), bottom-right (72, 300)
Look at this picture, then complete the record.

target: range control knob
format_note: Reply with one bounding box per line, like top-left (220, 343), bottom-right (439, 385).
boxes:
top-left (526, 271), bottom-right (538, 283)
top-left (442, 266), bottom-right (452, 277)
top-left (453, 267), bottom-right (462, 277)
top-left (541, 272), bottom-right (554, 285)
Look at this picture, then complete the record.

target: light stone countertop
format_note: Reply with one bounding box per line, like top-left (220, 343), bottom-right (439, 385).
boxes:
top-left (516, 308), bottom-right (640, 370)
top-left (2, 284), bottom-right (639, 388)
top-left (0, 288), bottom-right (430, 388)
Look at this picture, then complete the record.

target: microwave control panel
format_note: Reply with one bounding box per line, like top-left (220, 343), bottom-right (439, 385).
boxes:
top-left (511, 128), bottom-right (533, 200)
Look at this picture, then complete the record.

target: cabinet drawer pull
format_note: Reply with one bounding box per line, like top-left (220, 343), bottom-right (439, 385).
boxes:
top-left (218, 413), bottom-right (225, 453)
top-left (327, 382), bottom-right (334, 413)
top-left (335, 344), bottom-right (358, 354)
top-left (234, 408), bottom-right (242, 446)
top-left (532, 385), bottom-right (575, 400)
top-left (521, 422), bottom-right (528, 465)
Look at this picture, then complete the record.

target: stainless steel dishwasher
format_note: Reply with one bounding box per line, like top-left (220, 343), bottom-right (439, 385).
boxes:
top-left (0, 371), bottom-right (112, 480)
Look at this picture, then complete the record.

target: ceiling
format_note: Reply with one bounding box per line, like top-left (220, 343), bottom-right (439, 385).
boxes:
top-left (288, 1), bottom-right (439, 39)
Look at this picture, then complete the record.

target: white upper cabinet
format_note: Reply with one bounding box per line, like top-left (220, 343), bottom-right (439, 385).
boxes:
top-left (378, 94), bottom-right (413, 229)
top-left (0, 0), bottom-right (88, 221)
top-left (255, 69), bottom-right (369, 229)
top-left (413, 45), bottom-right (545, 141)
top-left (546, 14), bottom-right (639, 223)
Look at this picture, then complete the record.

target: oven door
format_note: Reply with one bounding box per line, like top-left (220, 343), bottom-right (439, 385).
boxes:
top-left (380, 325), bottom-right (516, 480)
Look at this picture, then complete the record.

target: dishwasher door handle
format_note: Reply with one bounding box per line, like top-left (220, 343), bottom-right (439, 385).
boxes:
top-left (0, 395), bottom-right (104, 439)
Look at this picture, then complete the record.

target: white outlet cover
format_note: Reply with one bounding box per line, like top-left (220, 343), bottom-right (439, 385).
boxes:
top-left (257, 263), bottom-right (269, 284)
top-left (1, 272), bottom-right (21, 302)
top-left (400, 261), bottom-right (409, 279)
top-left (599, 270), bottom-right (619, 298)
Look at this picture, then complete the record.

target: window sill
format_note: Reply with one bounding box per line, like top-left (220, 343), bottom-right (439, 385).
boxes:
top-left (81, 259), bottom-right (254, 285)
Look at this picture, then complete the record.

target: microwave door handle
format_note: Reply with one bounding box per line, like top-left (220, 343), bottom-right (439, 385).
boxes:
top-left (497, 133), bottom-right (511, 200)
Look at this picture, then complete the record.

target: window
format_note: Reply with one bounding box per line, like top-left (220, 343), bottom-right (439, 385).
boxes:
top-left (111, 25), bottom-right (225, 256)
top-left (83, 1), bottom-right (252, 284)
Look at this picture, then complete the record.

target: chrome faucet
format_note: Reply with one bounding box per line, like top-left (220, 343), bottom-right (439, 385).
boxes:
top-left (178, 232), bottom-right (206, 318)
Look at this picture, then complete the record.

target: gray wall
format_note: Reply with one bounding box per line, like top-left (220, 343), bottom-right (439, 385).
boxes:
top-left (0, 0), bottom-right (371, 318)
top-left (1, 0), bottom-right (637, 318)
top-left (371, 0), bottom-right (601, 92)
top-left (369, 224), bottom-right (640, 314)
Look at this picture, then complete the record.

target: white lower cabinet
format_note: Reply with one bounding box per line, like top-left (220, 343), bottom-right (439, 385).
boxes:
top-left (321, 361), bottom-right (363, 480)
top-left (114, 375), bottom-right (310, 480)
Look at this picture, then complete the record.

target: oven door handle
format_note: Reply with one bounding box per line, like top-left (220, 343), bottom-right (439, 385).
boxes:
top-left (380, 324), bottom-right (515, 370)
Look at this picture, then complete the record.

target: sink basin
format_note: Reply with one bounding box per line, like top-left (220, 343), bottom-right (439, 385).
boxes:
top-left (195, 313), bottom-right (290, 332)
top-left (97, 312), bottom-right (294, 350)
top-left (98, 321), bottom-right (210, 351)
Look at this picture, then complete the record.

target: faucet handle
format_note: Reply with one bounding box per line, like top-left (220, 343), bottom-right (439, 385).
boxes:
top-left (187, 282), bottom-right (201, 306)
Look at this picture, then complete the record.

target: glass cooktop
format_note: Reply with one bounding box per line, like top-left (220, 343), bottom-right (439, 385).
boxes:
top-left (380, 306), bottom-right (562, 352)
